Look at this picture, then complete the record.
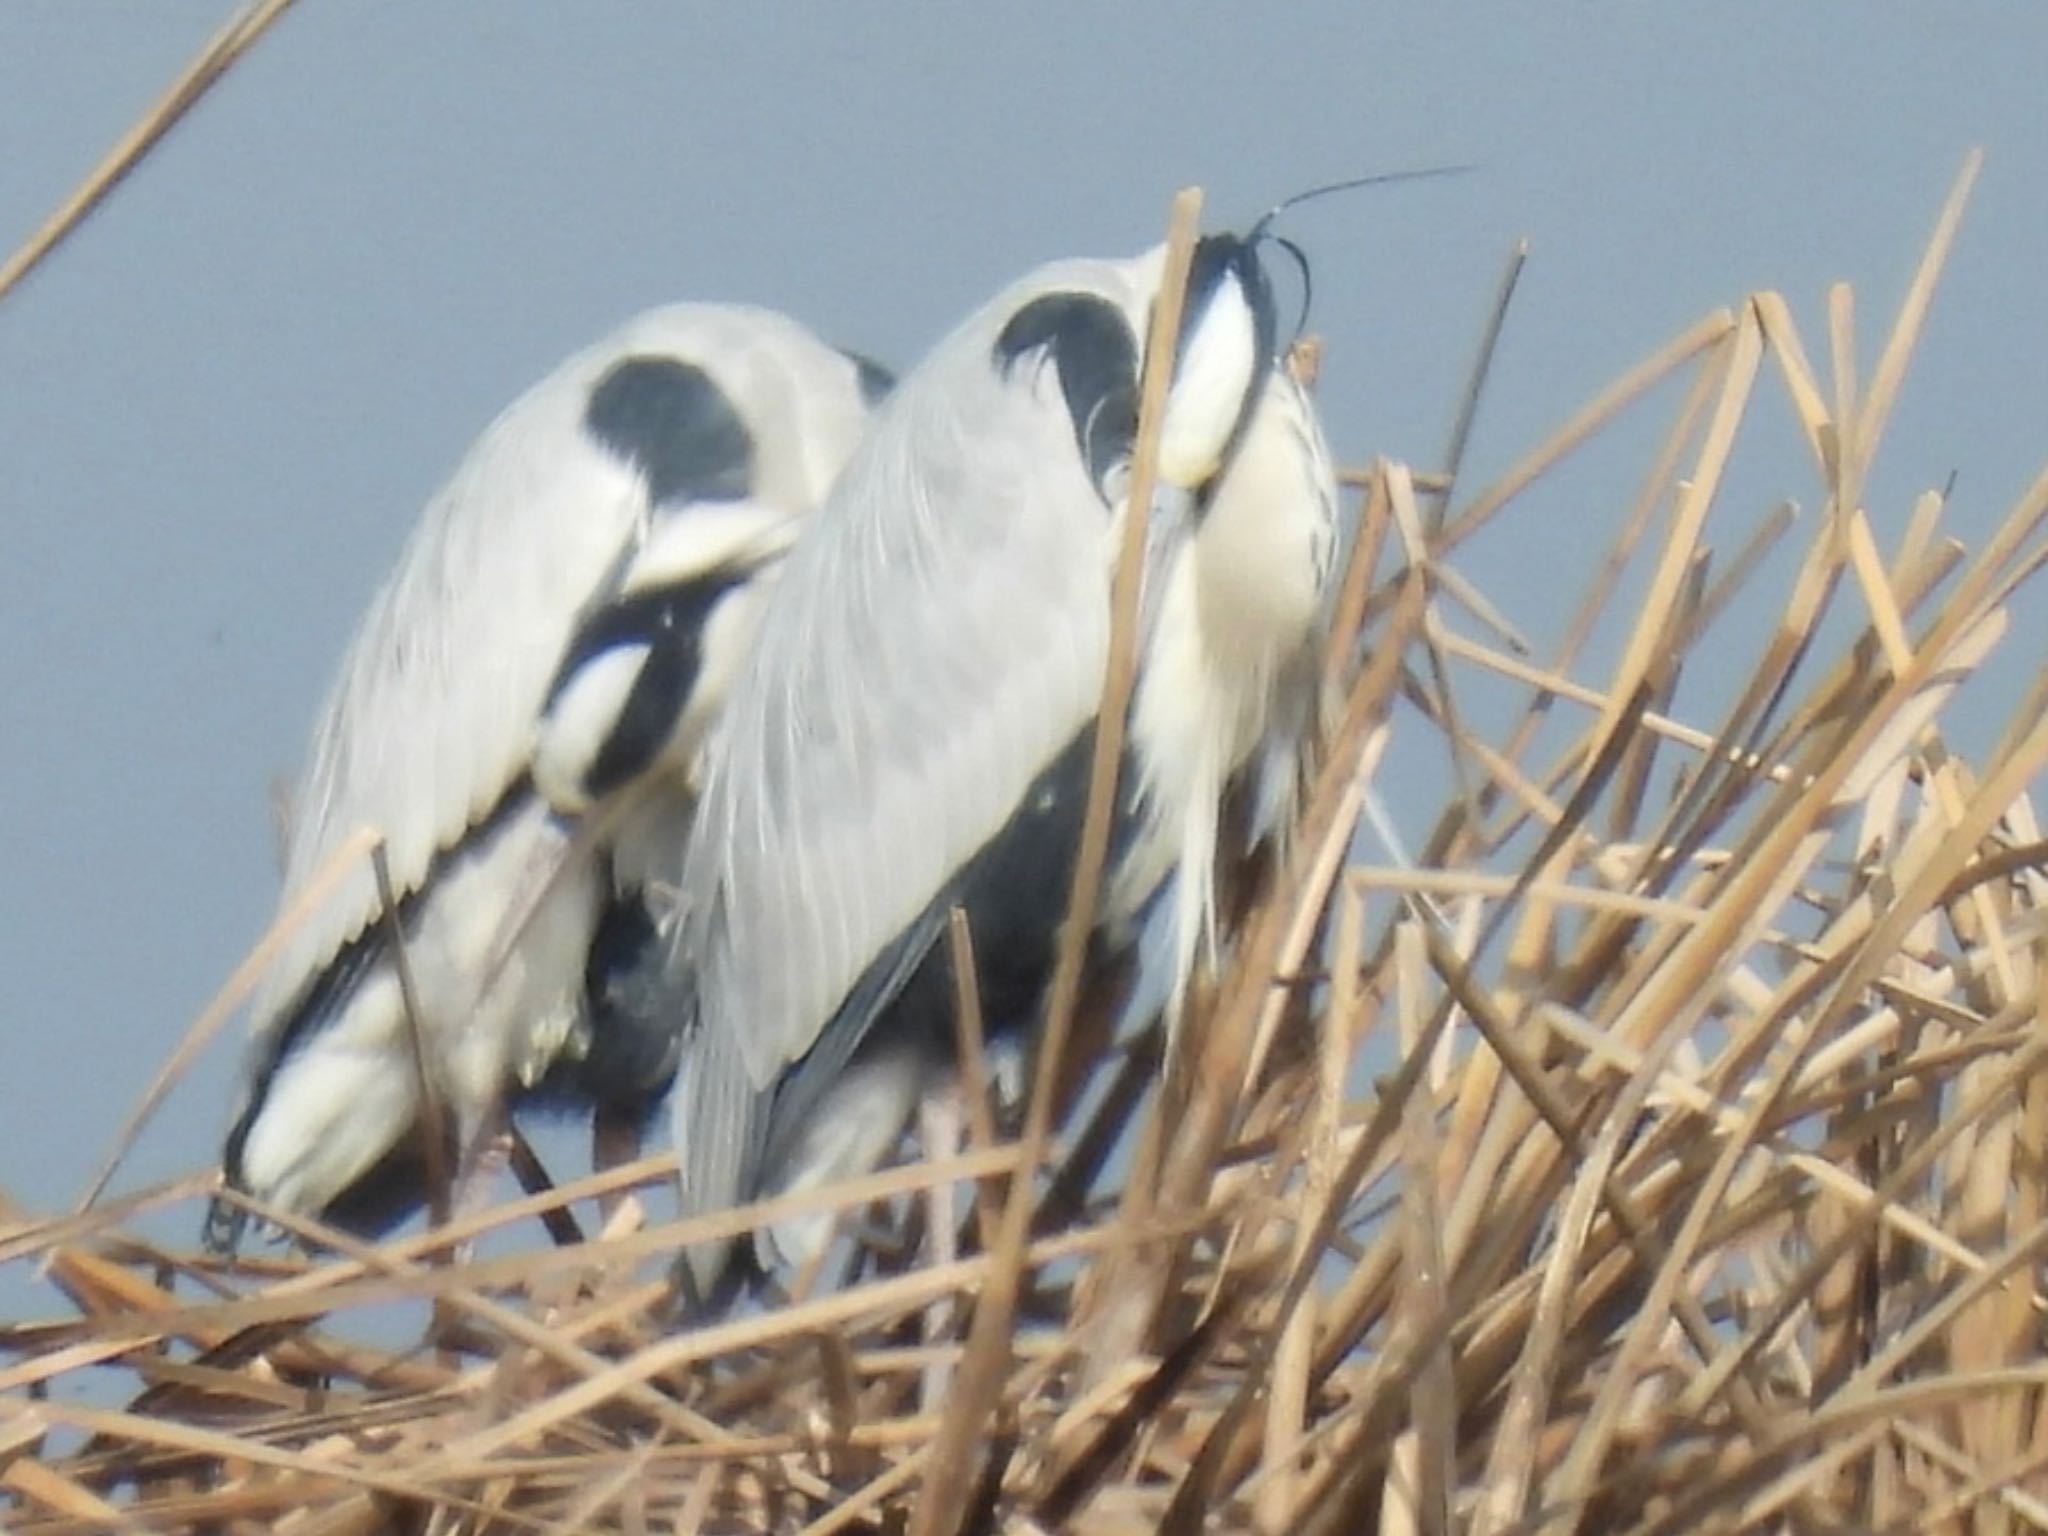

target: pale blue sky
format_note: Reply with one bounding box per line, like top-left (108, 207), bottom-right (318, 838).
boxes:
top-left (3, 6), bottom-right (2045, 1298)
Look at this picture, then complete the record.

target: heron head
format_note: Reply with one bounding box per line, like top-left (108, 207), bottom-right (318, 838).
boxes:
top-left (1158, 167), bottom-right (1473, 498)
top-left (1156, 233), bottom-right (1278, 494)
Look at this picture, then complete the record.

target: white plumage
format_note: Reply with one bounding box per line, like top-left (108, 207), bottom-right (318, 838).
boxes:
top-left (210, 304), bottom-right (882, 1246)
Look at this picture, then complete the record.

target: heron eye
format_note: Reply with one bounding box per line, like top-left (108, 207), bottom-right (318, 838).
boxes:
top-left (584, 356), bottom-right (756, 507)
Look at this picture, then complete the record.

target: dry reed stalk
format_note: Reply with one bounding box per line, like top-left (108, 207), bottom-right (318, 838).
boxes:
top-left (78, 825), bottom-right (388, 1214)
top-left (0, 0), bottom-right (299, 305)
top-left (12, 150), bottom-right (2048, 1535)
top-left (909, 184), bottom-right (1206, 1536)
top-left (1255, 880), bottom-right (1366, 1530)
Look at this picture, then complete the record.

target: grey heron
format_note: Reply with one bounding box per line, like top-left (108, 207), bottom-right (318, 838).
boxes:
top-left (655, 230), bottom-right (1338, 1307)
top-left (206, 304), bottom-right (885, 1249)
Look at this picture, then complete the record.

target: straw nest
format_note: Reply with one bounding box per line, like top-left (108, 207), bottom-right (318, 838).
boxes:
top-left (10, 145), bottom-right (2048, 1534)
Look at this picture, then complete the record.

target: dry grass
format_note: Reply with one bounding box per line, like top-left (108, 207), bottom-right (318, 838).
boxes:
top-left (9, 122), bottom-right (2048, 1535)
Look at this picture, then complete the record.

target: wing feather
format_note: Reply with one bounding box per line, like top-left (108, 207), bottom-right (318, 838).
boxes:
top-left (249, 305), bottom-right (870, 1042)
top-left (672, 258), bottom-right (1166, 1108)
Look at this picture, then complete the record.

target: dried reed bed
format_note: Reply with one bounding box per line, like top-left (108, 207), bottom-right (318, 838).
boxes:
top-left (9, 150), bottom-right (2048, 1533)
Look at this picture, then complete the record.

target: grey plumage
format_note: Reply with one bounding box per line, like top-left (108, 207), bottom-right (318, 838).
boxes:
top-left (209, 304), bottom-right (881, 1248)
top-left (652, 234), bottom-right (1338, 1304)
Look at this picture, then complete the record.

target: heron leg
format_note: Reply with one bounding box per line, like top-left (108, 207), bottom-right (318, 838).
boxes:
top-left (413, 1102), bottom-right (514, 1354)
top-left (591, 1100), bottom-right (645, 1222)
top-left (446, 1101), bottom-right (514, 1260)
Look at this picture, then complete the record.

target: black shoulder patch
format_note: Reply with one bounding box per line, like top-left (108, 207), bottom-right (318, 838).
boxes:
top-left (583, 356), bottom-right (754, 507)
top-left (839, 348), bottom-right (896, 405)
top-left (992, 293), bottom-right (1139, 492)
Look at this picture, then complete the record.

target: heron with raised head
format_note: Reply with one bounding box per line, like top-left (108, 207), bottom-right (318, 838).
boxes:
top-left (206, 304), bottom-right (886, 1249)
top-left (653, 226), bottom-right (1339, 1308)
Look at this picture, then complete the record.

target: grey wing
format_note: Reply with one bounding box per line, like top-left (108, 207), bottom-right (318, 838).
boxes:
top-left (669, 311), bottom-right (1126, 1227)
top-left (251, 304), bottom-right (873, 1041)
top-left (251, 363), bottom-right (651, 1033)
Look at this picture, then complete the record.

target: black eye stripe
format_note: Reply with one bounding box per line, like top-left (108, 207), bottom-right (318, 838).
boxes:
top-left (989, 244), bottom-right (1285, 501)
top-left (1175, 236), bottom-right (1281, 481)
top-left (1182, 234), bottom-right (1279, 385)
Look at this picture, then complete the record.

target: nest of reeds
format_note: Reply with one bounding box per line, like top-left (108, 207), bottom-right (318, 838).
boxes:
top-left (10, 150), bottom-right (2048, 1534)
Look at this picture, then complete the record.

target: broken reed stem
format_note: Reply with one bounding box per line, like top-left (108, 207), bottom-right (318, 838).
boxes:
top-left (907, 184), bottom-right (1206, 1536)
top-left (1257, 880), bottom-right (1367, 1530)
top-left (372, 841), bottom-right (453, 1238)
top-left (1429, 237), bottom-right (1528, 535)
top-left (945, 908), bottom-right (1003, 1254)
top-left (76, 824), bottom-right (388, 1214)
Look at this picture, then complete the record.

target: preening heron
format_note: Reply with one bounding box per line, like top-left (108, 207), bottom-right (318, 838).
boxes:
top-left (655, 230), bottom-right (1339, 1306)
top-left (206, 304), bottom-right (885, 1249)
